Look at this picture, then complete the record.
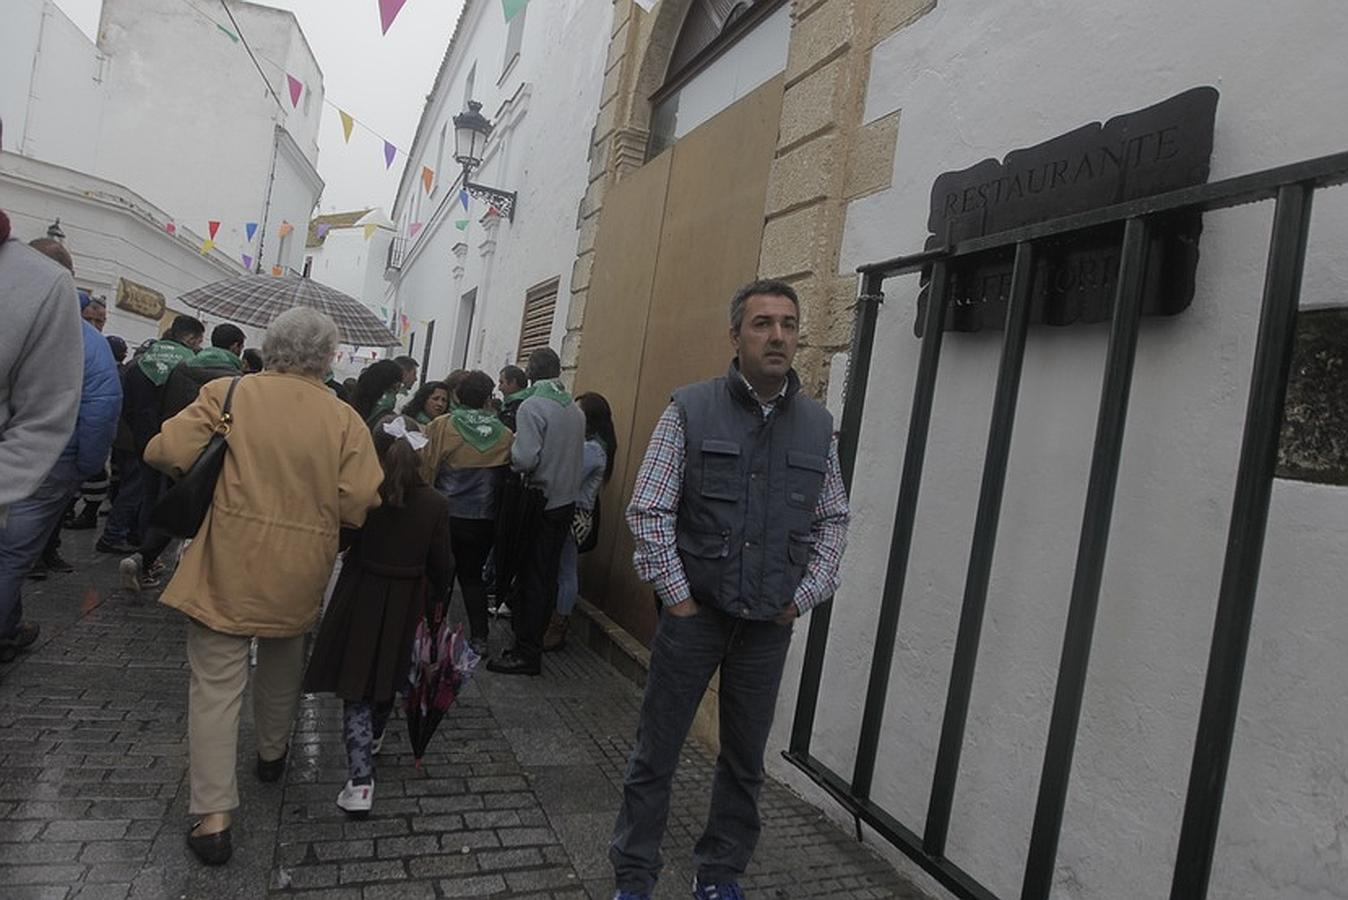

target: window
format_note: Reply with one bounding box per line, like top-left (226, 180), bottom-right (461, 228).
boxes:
top-left (502, 9), bottom-right (525, 77)
top-left (516, 278), bottom-right (558, 364)
top-left (302, 256), bottom-right (313, 278)
top-left (454, 290), bottom-right (476, 370)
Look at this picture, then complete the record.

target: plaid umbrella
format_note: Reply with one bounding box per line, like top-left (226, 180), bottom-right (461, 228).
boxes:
top-left (176, 274), bottom-right (399, 347)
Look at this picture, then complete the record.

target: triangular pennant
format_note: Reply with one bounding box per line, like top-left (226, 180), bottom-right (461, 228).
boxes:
top-left (502, 0), bottom-right (529, 22)
top-left (378, 0), bottom-right (408, 34)
top-left (241, 254), bottom-right (253, 270)
top-left (363, 223), bottom-right (378, 240)
top-left (286, 74), bottom-right (303, 108)
top-left (278, 222), bottom-right (294, 238)
top-left (207, 220), bottom-right (220, 239)
top-left (383, 141), bottom-right (397, 169)
top-left (454, 219), bottom-right (469, 231)
top-left (316, 223), bottom-right (333, 239)
top-left (200, 239), bottom-right (215, 255)
top-left (459, 189), bottom-right (469, 211)
top-left (245, 222), bottom-right (258, 242)
top-left (409, 222), bottom-right (424, 238)
top-left (633, 0), bottom-right (657, 10)
top-left (216, 23), bottom-right (240, 42)
top-left (165, 222), bottom-right (176, 235)
top-left (340, 110), bottom-right (355, 143)
top-left (272, 265), bottom-right (284, 276)
top-left (422, 166), bottom-right (434, 194)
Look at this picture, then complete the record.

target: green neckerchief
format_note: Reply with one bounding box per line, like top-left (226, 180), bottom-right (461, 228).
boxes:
top-left (370, 390), bottom-right (398, 422)
top-left (136, 339), bottom-right (196, 386)
top-left (186, 347), bottom-right (242, 371)
top-left (528, 378), bottom-right (572, 407)
top-left (450, 406), bottom-right (508, 452)
top-left (504, 387), bottom-right (532, 405)
top-left (414, 411), bottom-right (433, 426)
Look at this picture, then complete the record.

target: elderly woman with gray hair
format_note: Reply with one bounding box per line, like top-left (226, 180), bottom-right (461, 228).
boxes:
top-left (144, 307), bottom-right (384, 866)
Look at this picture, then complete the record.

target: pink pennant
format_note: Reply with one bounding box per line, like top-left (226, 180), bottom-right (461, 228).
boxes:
top-left (287, 74), bottom-right (303, 108)
top-left (379, 0), bottom-right (408, 34)
top-left (165, 222), bottom-right (176, 235)
top-left (409, 222), bottom-right (424, 238)
top-left (207, 220), bottom-right (220, 239)
top-left (383, 140), bottom-right (397, 169)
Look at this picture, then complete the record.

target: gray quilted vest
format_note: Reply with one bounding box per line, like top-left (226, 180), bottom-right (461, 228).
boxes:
top-left (672, 363), bottom-right (833, 619)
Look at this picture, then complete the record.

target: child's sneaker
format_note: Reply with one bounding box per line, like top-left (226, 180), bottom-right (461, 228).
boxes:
top-left (692, 877), bottom-right (745, 900)
top-left (336, 780), bottom-right (373, 817)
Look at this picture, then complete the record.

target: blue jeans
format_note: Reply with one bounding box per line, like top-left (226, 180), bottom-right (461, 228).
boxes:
top-left (610, 604), bottom-right (794, 893)
top-left (0, 459), bottom-right (83, 635)
top-left (556, 533), bottom-right (579, 617)
top-left (102, 450), bottom-right (145, 544)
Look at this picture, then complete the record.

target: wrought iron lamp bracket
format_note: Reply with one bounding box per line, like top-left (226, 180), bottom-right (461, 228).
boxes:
top-left (465, 181), bottom-right (517, 221)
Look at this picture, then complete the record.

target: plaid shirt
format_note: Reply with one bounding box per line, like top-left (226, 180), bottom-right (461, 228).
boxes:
top-left (626, 402), bottom-right (850, 616)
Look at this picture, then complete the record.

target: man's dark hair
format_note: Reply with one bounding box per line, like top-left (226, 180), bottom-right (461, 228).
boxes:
top-left (242, 348), bottom-right (264, 372)
top-left (29, 237), bottom-right (73, 273)
top-left (729, 278), bottom-right (799, 332)
top-left (499, 364), bottom-right (527, 391)
top-left (393, 355), bottom-right (418, 373)
top-left (456, 370), bottom-right (495, 409)
top-left (167, 314), bottom-right (206, 342)
top-left (525, 347), bottom-right (561, 382)
top-left (212, 323), bottom-right (246, 350)
top-left (352, 359), bottom-right (406, 420)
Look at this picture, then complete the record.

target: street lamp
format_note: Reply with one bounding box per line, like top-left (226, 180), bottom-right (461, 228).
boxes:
top-left (452, 100), bottom-right (517, 221)
top-left (47, 218), bottom-right (66, 242)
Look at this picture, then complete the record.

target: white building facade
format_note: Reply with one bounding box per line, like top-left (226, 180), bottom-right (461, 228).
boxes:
top-left (769, 3), bottom-right (1348, 899)
top-left (1, 0), bottom-right (324, 278)
top-left (387, 0), bottom-right (613, 383)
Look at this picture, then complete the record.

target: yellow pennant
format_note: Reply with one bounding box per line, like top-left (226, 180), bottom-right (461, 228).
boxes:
top-left (340, 110), bottom-right (354, 143)
top-left (363, 223), bottom-right (378, 240)
top-left (422, 166), bottom-right (434, 194)
top-left (200, 239), bottom-right (215, 254)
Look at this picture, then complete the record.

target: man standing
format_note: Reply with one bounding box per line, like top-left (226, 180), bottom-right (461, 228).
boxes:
top-left (610, 280), bottom-right (850, 900)
top-left (96, 315), bottom-right (204, 556)
top-left (497, 364), bottom-right (529, 432)
top-left (0, 212), bottom-right (84, 659)
top-left (487, 348), bottom-right (584, 676)
top-left (119, 323), bottom-right (245, 591)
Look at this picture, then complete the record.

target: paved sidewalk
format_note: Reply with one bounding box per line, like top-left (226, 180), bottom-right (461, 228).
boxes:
top-left (0, 530), bottom-right (925, 899)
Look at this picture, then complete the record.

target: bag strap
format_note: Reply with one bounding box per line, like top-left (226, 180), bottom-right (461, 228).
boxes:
top-left (216, 376), bottom-right (242, 435)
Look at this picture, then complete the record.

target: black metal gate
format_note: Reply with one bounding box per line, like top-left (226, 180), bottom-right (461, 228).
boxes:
top-left (783, 151), bottom-right (1348, 900)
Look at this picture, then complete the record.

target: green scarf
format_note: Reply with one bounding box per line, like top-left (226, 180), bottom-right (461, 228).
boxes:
top-left (186, 346), bottom-right (242, 371)
top-left (415, 411), bottom-right (433, 426)
top-left (136, 339), bottom-right (196, 386)
top-left (450, 406), bottom-right (508, 452)
top-left (370, 389), bottom-right (398, 422)
top-left (526, 378), bottom-right (572, 407)
top-left (504, 387), bottom-right (532, 405)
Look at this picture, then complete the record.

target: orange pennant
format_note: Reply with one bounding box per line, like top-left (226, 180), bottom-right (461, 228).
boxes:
top-left (272, 265), bottom-right (284, 276)
top-left (422, 166), bottom-right (434, 194)
top-left (278, 222), bottom-right (294, 238)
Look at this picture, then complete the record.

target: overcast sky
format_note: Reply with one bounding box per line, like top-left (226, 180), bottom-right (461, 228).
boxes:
top-left (53, 0), bottom-right (464, 215)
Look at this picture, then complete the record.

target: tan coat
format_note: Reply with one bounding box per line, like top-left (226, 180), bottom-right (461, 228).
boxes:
top-left (145, 371), bottom-right (384, 637)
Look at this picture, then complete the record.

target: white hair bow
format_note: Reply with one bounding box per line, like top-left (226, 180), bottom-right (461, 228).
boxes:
top-left (382, 416), bottom-right (428, 450)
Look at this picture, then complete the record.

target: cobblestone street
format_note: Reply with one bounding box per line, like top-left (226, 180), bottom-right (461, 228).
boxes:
top-left (0, 531), bottom-right (923, 900)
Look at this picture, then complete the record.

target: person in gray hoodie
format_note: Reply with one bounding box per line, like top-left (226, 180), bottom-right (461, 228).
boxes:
top-left (487, 347), bottom-right (585, 676)
top-left (0, 211), bottom-right (85, 658)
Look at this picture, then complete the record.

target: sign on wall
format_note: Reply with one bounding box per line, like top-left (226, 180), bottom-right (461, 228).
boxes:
top-left (917, 86), bottom-right (1219, 334)
top-left (114, 277), bottom-right (167, 320)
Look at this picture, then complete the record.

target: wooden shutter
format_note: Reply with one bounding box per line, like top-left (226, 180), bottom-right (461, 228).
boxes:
top-left (516, 278), bottom-right (558, 364)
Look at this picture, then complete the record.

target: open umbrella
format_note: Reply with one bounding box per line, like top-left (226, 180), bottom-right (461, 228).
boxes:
top-left (404, 610), bottom-right (480, 768)
top-left (176, 274), bottom-right (399, 347)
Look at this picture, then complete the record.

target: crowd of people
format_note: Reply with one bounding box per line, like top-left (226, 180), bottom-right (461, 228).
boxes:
top-left (2, 207), bottom-right (850, 900)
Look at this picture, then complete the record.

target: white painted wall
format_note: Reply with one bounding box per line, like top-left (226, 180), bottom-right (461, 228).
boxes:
top-left (1, 150), bottom-right (241, 348)
top-left (768, 3), bottom-right (1348, 898)
top-left (390, 0), bottom-right (612, 382)
top-left (305, 213), bottom-right (395, 317)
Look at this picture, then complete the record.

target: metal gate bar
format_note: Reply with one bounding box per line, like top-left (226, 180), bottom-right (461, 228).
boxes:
top-left (1020, 217), bottom-right (1152, 898)
top-left (924, 241), bottom-right (1037, 856)
top-left (1169, 182), bottom-right (1316, 899)
top-left (783, 151), bottom-right (1348, 900)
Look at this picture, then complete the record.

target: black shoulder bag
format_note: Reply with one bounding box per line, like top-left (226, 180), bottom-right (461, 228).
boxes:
top-left (149, 376), bottom-right (240, 538)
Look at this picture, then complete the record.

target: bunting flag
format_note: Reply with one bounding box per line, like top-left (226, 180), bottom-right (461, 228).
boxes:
top-left (272, 266), bottom-right (284, 276)
top-left (363, 223), bottom-right (378, 240)
top-left (383, 140), bottom-right (397, 169)
top-left (409, 222), bottom-right (424, 238)
top-left (340, 110), bottom-right (355, 143)
top-left (399, 314), bottom-right (410, 336)
top-left (459, 189), bottom-right (469, 211)
top-left (287, 74), bottom-right (304, 108)
top-left (278, 222), bottom-right (295, 238)
top-left (241, 254), bottom-right (253, 270)
top-left (245, 222), bottom-right (258, 242)
top-left (165, 222), bottom-right (176, 235)
top-left (633, 0), bottom-right (658, 10)
top-left (422, 166), bottom-right (434, 194)
top-left (207, 220), bottom-right (220, 239)
top-left (378, 0), bottom-right (408, 34)
top-left (217, 23), bottom-right (240, 42)
top-left (502, 0), bottom-right (529, 22)
top-left (454, 219), bottom-right (469, 231)
top-left (316, 223), bottom-right (333, 239)
top-left (200, 239), bottom-right (215, 254)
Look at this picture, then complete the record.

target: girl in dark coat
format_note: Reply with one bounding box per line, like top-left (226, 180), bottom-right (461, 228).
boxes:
top-left (303, 416), bottom-right (454, 816)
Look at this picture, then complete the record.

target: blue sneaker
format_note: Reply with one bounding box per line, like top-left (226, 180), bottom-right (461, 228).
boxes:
top-left (612, 892), bottom-right (651, 900)
top-left (692, 877), bottom-right (745, 900)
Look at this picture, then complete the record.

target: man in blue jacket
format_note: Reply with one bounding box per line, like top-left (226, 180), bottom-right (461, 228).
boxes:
top-left (0, 290), bottom-right (123, 662)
